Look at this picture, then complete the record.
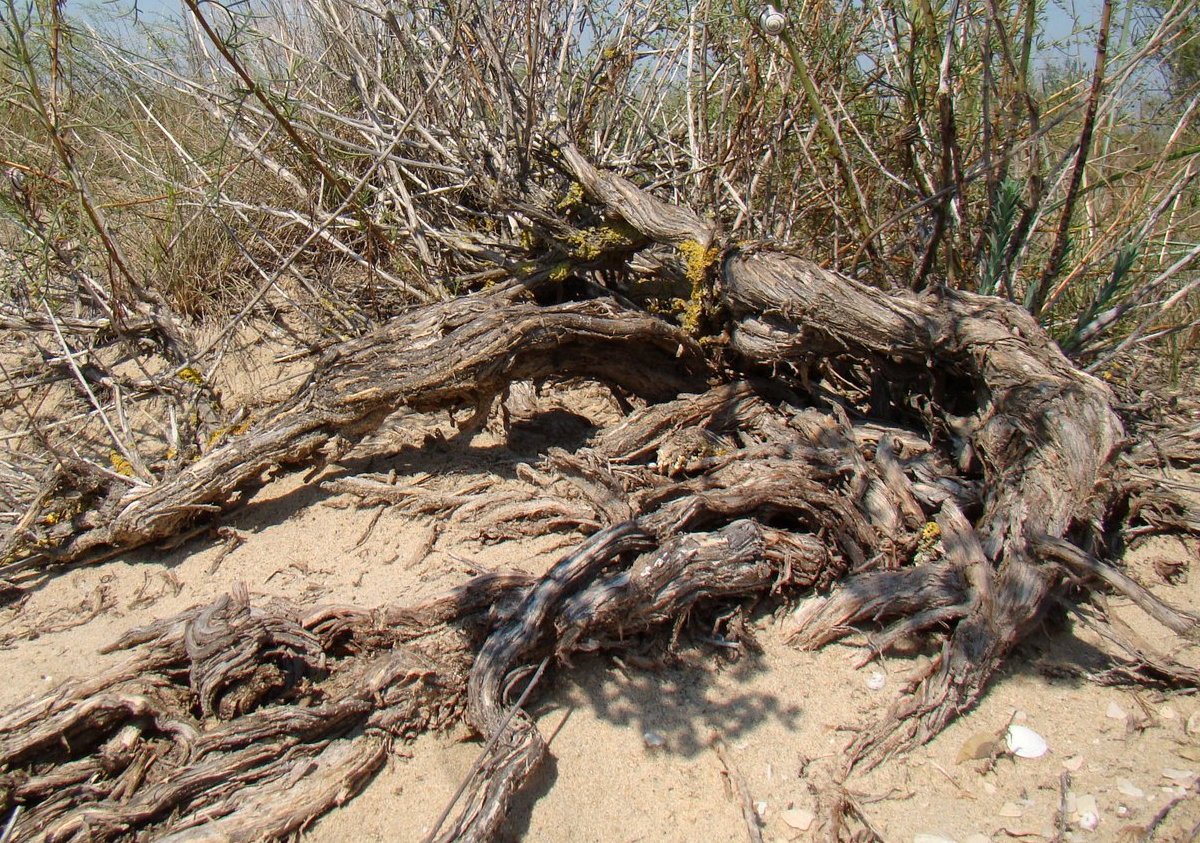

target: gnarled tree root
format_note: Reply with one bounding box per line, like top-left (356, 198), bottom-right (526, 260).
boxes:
top-left (1, 292), bottom-right (708, 585)
top-left (3, 144), bottom-right (1198, 841)
top-left (0, 504), bottom-right (828, 842)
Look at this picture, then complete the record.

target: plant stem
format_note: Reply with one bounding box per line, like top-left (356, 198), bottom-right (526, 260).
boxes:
top-left (1029, 0), bottom-right (1114, 316)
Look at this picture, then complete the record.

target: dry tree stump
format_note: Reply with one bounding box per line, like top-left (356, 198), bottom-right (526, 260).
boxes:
top-left (1, 143), bottom-right (1197, 842)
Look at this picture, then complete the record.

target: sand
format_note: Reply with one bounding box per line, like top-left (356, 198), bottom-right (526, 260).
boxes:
top-left (2, 414), bottom-right (1198, 843)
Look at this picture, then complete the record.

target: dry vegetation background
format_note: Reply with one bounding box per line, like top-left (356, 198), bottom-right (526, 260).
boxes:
top-left (0, 0), bottom-right (1197, 513)
top-left (1, 0), bottom-right (1200, 839)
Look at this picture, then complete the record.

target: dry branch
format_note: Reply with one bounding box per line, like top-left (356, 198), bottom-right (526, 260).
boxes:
top-left (1, 142), bottom-right (1196, 843)
top-left (2, 290), bottom-right (707, 582)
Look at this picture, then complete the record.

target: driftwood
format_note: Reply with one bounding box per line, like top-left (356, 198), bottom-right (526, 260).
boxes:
top-left (2, 142), bottom-right (1198, 842)
top-left (0, 294), bottom-right (706, 578)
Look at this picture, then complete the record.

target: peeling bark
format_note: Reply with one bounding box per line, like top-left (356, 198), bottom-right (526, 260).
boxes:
top-left (1, 144), bottom-right (1197, 842)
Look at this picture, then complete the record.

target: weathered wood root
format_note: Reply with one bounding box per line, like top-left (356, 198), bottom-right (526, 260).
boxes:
top-left (0, 587), bottom-right (468, 843)
top-left (1, 292), bottom-right (707, 584)
top-left (2, 387), bottom-right (905, 841)
top-left (710, 249), bottom-right (1135, 766)
top-left (1, 379), bottom-right (1193, 841)
top-left (551, 145), bottom-right (1189, 770)
top-left (3, 143), bottom-right (1197, 842)
top-left (0, 496), bottom-right (829, 841)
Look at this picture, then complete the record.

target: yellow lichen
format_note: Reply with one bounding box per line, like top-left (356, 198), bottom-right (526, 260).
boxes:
top-left (680, 292), bottom-right (706, 335)
top-left (514, 260), bottom-right (539, 278)
top-left (565, 220), bottom-right (639, 260)
top-left (647, 297), bottom-right (683, 317)
top-left (205, 417), bottom-right (252, 450)
top-left (39, 499), bottom-right (82, 527)
top-left (176, 365), bottom-right (205, 386)
top-left (678, 239), bottom-right (720, 287)
top-left (914, 520), bottom-right (944, 564)
top-left (677, 239), bottom-right (720, 335)
top-left (109, 451), bottom-right (135, 477)
top-left (556, 181), bottom-right (586, 212)
top-left (549, 262), bottom-right (573, 282)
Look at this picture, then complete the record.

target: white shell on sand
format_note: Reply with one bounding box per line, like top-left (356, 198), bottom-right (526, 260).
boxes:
top-left (1005, 724), bottom-right (1048, 758)
top-left (1075, 794), bottom-right (1099, 831)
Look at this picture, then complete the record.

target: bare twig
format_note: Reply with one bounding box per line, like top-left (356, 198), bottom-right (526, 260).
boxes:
top-left (420, 656), bottom-right (549, 843)
top-left (0, 805), bottom-right (21, 843)
top-left (711, 734), bottom-right (764, 843)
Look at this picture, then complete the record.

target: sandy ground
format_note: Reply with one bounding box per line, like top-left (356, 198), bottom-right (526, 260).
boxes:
top-left (2, 412), bottom-right (1198, 843)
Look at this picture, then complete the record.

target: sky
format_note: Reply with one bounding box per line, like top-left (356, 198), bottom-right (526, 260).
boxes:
top-left (75, 0), bottom-right (1109, 67)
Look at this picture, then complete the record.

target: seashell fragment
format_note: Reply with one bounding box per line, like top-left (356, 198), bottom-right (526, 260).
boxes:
top-left (780, 808), bottom-right (814, 831)
top-left (642, 730), bottom-right (667, 749)
top-left (1117, 779), bottom-right (1144, 798)
top-left (1075, 794), bottom-right (1100, 831)
top-left (1005, 724), bottom-right (1048, 759)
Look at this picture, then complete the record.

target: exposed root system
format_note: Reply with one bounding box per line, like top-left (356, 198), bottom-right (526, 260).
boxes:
top-left (2, 144), bottom-right (1197, 842)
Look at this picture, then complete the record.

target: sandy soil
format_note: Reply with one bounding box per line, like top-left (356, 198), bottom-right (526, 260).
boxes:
top-left (2, 407), bottom-right (1198, 843)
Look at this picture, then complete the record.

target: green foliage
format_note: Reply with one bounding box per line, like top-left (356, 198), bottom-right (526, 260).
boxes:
top-left (1060, 241), bottom-right (1140, 352)
top-left (979, 179), bottom-right (1022, 297)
